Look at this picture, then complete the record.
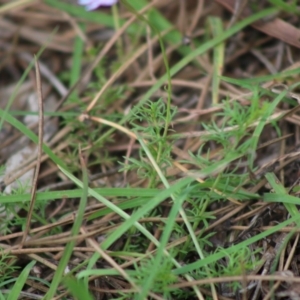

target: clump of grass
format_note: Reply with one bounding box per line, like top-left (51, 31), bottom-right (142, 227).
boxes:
top-left (121, 99), bottom-right (177, 186)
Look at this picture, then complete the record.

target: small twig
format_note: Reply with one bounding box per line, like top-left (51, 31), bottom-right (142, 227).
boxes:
top-left (20, 56), bottom-right (44, 247)
top-left (80, 226), bottom-right (141, 293)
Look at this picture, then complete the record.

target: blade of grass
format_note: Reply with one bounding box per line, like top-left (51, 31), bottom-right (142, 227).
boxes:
top-left (44, 152), bottom-right (89, 300)
top-left (7, 260), bottom-right (36, 300)
top-left (268, 0), bottom-right (299, 14)
top-left (69, 25), bottom-right (84, 100)
top-left (77, 268), bottom-right (136, 278)
top-left (208, 16), bottom-right (225, 105)
top-left (0, 190), bottom-right (198, 225)
top-left (63, 276), bottom-right (94, 300)
top-left (264, 172), bottom-right (300, 219)
top-left (263, 193), bottom-right (300, 205)
top-left (220, 68), bottom-right (300, 86)
top-left (136, 190), bottom-right (189, 299)
top-left (249, 88), bottom-right (287, 168)
top-left (0, 188), bottom-right (159, 203)
top-left (21, 56), bottom-right (45, 246)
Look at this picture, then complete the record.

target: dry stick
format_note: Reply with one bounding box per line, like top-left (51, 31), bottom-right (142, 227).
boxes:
top-left (4, 247), bottom-right (95, 255)
top-left (0, 207), bottom-right (119, 243)
top-left (80, 227), bottom-right (141, 294)
top-left (231, 226), bottom-right (300, 233)
top-left (134, 43), bottom-right (176, 82)
top-left (20, 56), bottom-right (44, 247)
top-left (185, 0), bottom-right (203, 37)
top-left (22, 229), bottom-right (106, 247)
top-left (122, 136), bottom-right (136, 186)
top-left (0, 0), bottom-right (38, 14)
top-left (28, 253), bottom-right (58, 271)
top-left (262, 233), bottom-right (300, 300)
top-left (170, 274), bottom-right (300, 289)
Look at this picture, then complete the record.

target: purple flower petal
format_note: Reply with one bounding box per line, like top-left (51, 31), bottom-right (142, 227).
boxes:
top-left (78, 0), bottom-right (118, 11)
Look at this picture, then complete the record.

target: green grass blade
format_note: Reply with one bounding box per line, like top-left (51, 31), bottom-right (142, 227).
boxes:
top-left (63, 276), bottom-right (94, 300)
top-left (0, 188), bottom-right (159, 204)
top-left (7, 260), bottom-right (36, 300)
top-left (263, 193), bottom-right (300, 204)
top-left (0, 291), bottom-right (5, 300)
top-left (220, 68), bottom-right (300, 86)
top-left (77, 268), bottom-right (134, 278)
top-left (136, 190), bottom-right (189, 299)
top-left (69, 25), bottom-right (84, 100)
top-left (268, 0), bottom-right (299, 14)
top-left (264, 173), bottom-right (300, 219)
top-left (45, 161), bottom-right (89, 299)
top-left (97, 184), bottom-right (190, 253)
top-left (249, 89), bottom-right (287, 168)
